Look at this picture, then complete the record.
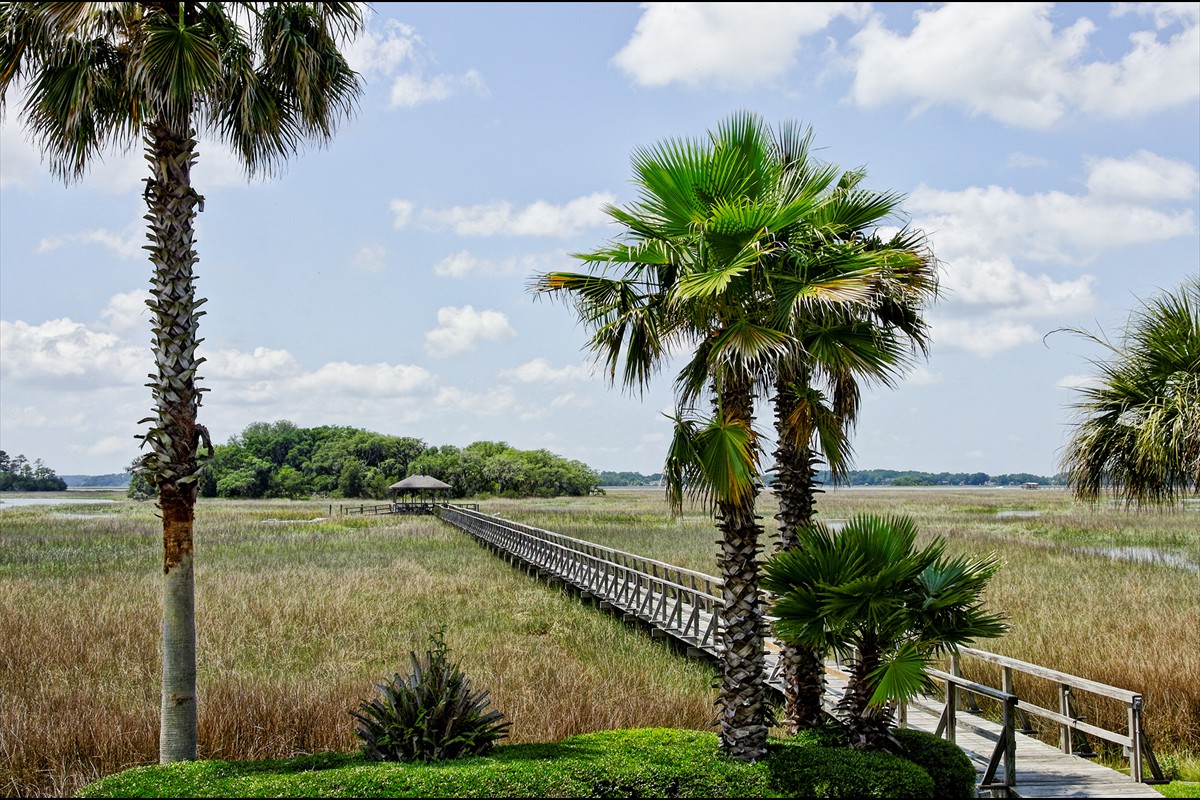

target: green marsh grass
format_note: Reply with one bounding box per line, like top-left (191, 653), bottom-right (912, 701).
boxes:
top-left (2, 487), bottom-right (1197, 796)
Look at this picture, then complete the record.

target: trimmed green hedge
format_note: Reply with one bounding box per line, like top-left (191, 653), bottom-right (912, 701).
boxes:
top-left (76, 728), bottom-right (961, 798)
top-left (892, 727), bottom-right (977, 799)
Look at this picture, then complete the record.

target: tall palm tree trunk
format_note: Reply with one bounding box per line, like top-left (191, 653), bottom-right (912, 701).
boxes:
top-left (772, 384), bottom-right (826, 733)
top-left (143, 121), bottom-right (208, 763)
top-left (714, 377), bottom-right (769, 761)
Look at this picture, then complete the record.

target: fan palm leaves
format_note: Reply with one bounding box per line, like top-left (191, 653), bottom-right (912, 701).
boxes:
top-left (1, 1), bottom-right (363, 762)
top-left (534, 112), bottom-right (890, 760)
top-left (763, 514), bottom-right (1008, 750)
top-left (769, 207), bottom-right (938, 734)
top-left (1060, 278), bottom-right (1200, 506)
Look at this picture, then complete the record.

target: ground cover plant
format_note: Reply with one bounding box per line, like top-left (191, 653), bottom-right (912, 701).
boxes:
top-left (75, 728), bottom-right (946, 798)
top-left (2, 487), bottom-right (1197, 797)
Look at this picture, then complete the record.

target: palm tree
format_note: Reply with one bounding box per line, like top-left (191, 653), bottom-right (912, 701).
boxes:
top-left (0, 2), bottom-right (363, 762)
top-left (763, 514), bottom-right (1008, 750)
top-left (1059, 277), bottom-right (1200, 506)
top-left (534, 112), bottom-right (883, 760)
top-left (768, 193), bottom-right (938, 733)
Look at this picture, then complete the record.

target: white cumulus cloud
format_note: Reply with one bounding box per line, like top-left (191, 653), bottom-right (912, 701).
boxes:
top-left (433, 250), bottom-right (562, 279)
top-left (204, 347), bottom-right (303, 381)
top-left (344, 17), bottom-right (487, 109)
top-left (392, 192), bottom-right (615, 237)
top-left (37, 224), bottom-right (144, 260)
top-left (499, 357), bottom-right (592, 384)
top-left (929, 317), bottom-right (1043, 358)
top-left (910, 152), bottom-right (1196, 266)
top-left (849, 3), bottom-right (1199, 128)
top-left (98, 290), bottom-right (152, 333)
top-left (423, 305), bottom-right (516, 358)
top-left (0, 317), bottom-right (149, 387)
top-left (389, 70), bottom-right (488, 108)
top-left (1084, 150), bottom-right (1200, 201)
top-left (614, 3), bottom-right (867, 89)
top-left (290, 361), bottom-right (436, 397)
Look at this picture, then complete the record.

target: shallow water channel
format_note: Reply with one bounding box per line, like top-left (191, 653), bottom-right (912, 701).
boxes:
top-left (0, 497), bottom-right (117, 509)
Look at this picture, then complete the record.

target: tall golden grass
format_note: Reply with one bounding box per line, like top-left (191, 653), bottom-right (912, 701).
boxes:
top-left (2, 488), bottom-right (1196, 797)
top-left (0, 497), bottom-right (716, 798)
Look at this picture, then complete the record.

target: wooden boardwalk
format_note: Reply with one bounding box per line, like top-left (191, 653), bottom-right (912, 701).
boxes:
top-left (435, 506), bottom-right (1166, 798)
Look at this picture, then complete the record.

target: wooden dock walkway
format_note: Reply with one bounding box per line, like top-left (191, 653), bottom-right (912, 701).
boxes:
top-left (435, 506), bottom-right (1166, 798)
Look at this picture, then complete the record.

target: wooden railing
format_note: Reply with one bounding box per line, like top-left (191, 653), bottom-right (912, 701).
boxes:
top-left (340, 501), bottom-right (479, 516)
top-left (916, 647), bottom-right (1167, 785)
top-left (436, 505), bottom-right (723, 652)
top-left (907, 666), bottom-right (1020, 793)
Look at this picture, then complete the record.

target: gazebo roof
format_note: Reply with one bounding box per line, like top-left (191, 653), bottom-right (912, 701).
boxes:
top-left (389, 475), bottom-right (452, 491)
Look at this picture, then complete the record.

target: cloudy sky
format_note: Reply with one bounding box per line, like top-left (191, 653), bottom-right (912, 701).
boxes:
top-left (1, 2), bottom-right (1197, 478)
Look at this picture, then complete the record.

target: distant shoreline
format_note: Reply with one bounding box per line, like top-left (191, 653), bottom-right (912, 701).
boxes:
top-left (599, 484), bottom-right (1067, 491)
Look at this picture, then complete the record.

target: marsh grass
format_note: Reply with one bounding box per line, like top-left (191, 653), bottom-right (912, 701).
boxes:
top-left (1, 496), bottom-right (717, 798)
top-left (496, 488), bottom-right (1199, 759)
top-left (2, 487), bottom-right (1196, 797)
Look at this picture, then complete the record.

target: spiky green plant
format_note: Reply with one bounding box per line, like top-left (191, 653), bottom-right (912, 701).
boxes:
top-left (350, 631), bottom-right (512, 763)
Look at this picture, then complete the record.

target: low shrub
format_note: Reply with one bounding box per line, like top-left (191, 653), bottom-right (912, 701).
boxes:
top-left (892, 727), bottom-right (977, 799)
top-left (76, 728), bottom-right (938, 798)
top-left (349, 630), bottom-right (511, 762)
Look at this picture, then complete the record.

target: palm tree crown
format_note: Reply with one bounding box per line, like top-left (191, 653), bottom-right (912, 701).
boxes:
top-left (1060, 277), bottom-right (1200, 506)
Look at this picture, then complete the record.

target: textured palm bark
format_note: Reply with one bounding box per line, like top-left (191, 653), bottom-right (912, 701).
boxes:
top-left (144, 123), bottom-right (205, 763)
top-left (838, 632), bottom-right (894, 750)
top-left (772, 384), bottom-right (827, 733)
top-left (714, 377), bottom-right (769, 762)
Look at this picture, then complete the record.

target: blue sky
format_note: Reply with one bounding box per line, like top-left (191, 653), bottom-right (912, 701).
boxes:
top-left (1, 2), bottom-right (1197, 477)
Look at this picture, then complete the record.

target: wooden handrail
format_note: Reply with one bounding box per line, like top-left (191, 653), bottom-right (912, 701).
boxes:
top-left (958, 646), bottom-right (1140, 704)
top-left (923, 668), bottom-right (1018, 792)
top-left (938, 650), bottom-right (1164, 784)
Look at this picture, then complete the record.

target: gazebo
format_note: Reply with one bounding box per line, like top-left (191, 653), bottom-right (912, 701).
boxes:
top-left (389, 475), bottom-right (453, 512)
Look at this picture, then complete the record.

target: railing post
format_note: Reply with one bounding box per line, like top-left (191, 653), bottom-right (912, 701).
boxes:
top-left (950, 653), bottom-right (961, 704)
top-left (1129, 697), bottom-right (1143, 783)
top-left (945, 654), bottom-right (960, 744)
top-left (1060, 684), bottom-right (1073, 754)
top-left (945, 679), bottom-right (957, 745)
top-left (1003, 696), bottom-right (1017, 792)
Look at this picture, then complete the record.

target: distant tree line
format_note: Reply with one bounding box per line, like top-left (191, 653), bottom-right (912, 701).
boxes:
top-left (60, 473), bottom-right (131, 488)
top-left (0, 451), bottom-right (68, 491)
top-left (596, 471), bottom-right (664, 486)
top-left (140, 421), bottom-right (600, 500)
top-left (814, 469), bottom-right (1065, 487)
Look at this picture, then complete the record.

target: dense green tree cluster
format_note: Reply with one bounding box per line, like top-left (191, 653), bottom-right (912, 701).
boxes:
top-left (816, 469), bottom-right (1063, 487)
top-left (0, 451), bottom-right (68, 492)
top-left (409, 441), bottom-right (598, 498)
top-left (177, 421), bottom-right (598, 500)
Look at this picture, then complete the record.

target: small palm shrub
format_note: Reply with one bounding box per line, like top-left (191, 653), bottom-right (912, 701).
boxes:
top-left (763, 513), bottom-right (1008, 750)
top-left (350, 630), bottom-right (511, 762)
